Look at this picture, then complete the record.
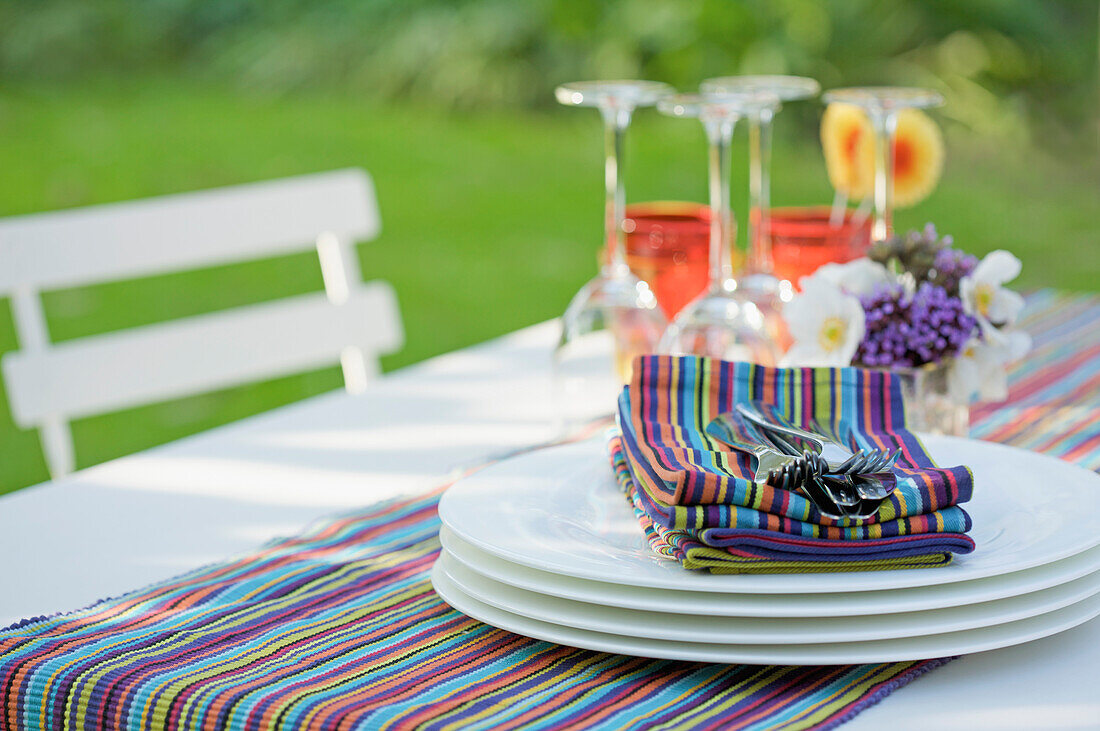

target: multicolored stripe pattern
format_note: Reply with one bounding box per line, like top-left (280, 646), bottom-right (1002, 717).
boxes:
top-left (0, 487), bottom-right (951, 731)
top-left (622, 363), bottom-right (973, 532)
top-left (970, 290), bottom-right (1100, 468)
top-left (0, 290), bottom-right (1096, 730)
top-left (611, 435), bottom-right (972, 573)
top-left (619, 394), bottom-right (973, 539)
top-left (626, 358), bottom-right (973, 524)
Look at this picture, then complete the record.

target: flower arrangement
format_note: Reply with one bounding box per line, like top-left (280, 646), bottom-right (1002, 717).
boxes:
top-left (782, 225), bottom-right (1031, 405)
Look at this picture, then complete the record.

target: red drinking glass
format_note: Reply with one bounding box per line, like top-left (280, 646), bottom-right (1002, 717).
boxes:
top-left (768, 206), bottom-right (873, 286)
top-left (623, 202), bottom-right (712, 319)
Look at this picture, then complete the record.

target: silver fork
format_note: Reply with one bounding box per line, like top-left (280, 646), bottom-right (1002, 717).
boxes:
top-left (706, 412), bottom-right (847, 518)
top-left (769, 430), bottom-right (897, 507)
top-left (767, 460), bottom-right (847, 520)
top-left (752, 432), bottom-right (861, 518)
top-left (704, 411), bottom-right (802, 484)
top-left (758, 431), bottom-right (860, 507)
top-left (737, 402), bottom-right (900, 474)
top-left (736, 401), bottom-right (857, 470)
top-left (808, 417), bottom-right (902, 475)
top-left (753, 417), bottom-right (900, 517)
top-left (848, 471), bottom-right (898, 502)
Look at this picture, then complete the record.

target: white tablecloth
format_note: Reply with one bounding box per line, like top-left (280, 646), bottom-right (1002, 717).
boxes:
top-left (2, 322), bottom-right (1097, 729)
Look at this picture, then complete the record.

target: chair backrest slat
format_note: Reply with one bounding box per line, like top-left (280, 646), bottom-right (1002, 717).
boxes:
top-left (0, 168), bottom-right (401, 479)
top-left (0, 168), bottom-right (380, 294)
top-left (2, 283), bottom-right (401, 426)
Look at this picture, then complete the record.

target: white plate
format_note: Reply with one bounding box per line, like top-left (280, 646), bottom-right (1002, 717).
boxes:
top-left (442, 527), bottom-right (1100, 617)
top-left (431, 563), bottom-right (1100, 664)
top-left (436, 551), bottom-right (1100, 643)
top-left (439, 435), bottom-right (1100, 593)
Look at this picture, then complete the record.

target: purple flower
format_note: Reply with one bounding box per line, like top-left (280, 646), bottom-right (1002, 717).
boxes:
top-left (931, 247), bottom-right (978, 295)
top-left (854, 283), bottom-right (977, 368)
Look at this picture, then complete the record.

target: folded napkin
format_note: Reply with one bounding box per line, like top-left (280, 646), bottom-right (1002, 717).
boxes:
top-left (624, 356), bottom-right (974, 528)
top-left (610, 356), bottom-right (975, 573)
top-left (610, 435), bottom-right (975, 572)
top-left (619, 399), bottom-right (973, 538)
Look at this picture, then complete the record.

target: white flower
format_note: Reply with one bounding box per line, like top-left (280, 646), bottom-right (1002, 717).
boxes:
top-left (948, 338), bottom-right (1003, 403)
top-left (946, 330), bottom-right (1027, 403)
top-left (960, 250), bottom-right (1025, 336)
top-left (782, 279), bottom-right (865, 367)
top-left (983, 322), bottom-right (1032, 357)
top-left (1004, 329), bottom-right (1032, 360)
top-left (801, 258), bottom-right (893, 298)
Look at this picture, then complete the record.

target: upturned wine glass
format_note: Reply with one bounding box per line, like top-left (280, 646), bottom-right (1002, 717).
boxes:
top-left (552, 80), bottom-right (671, 427)
top-left (656, 93), bottom-right (780, 365)
top-left (700, 75), bottom-right (819, 290)
top-left (822, 87), bottom-right (944, 243)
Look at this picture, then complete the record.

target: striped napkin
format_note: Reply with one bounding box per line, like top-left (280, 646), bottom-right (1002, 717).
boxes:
top-left (611, 435), bottom-right (974, 572)
top-left (614, 355), bottom-right (975, 572)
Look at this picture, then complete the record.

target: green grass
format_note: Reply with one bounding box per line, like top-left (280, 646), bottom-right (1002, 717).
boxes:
top-left (1, 78), bottom-right (1097, 494)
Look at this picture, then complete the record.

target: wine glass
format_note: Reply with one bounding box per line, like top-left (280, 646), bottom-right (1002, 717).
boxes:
top-left (822, 87), bottom-right (944, 243)
top-left (656, 93), bottom-right (781, 365)
top-left (700, 75), bottom-right (820, 290)
top-left (552, 80), bottom-right (671, 428)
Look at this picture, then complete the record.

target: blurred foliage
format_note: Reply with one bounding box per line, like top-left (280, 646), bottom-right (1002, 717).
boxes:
top-left (1, 0), bottom-right (1097, 149)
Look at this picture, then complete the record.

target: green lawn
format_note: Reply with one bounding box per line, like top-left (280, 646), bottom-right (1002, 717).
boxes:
top-left (1, 79), bottom-right (1097, 494)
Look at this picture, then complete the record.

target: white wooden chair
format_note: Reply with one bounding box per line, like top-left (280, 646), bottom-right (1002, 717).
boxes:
top-left (0, 168), bottom-right (403, 478)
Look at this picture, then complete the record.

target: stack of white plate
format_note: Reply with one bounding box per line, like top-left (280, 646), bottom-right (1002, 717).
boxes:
top-left (433, 435), bottom-right (1100, 664)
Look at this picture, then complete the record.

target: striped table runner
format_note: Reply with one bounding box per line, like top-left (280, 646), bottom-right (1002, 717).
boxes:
top-left (2, 291), bottom-right (1098, 731)
top-left (970, 290), bottom-right (1100, 467)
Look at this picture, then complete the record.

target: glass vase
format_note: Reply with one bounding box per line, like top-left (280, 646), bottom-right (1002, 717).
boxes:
top-left (891, 361), bottom-right (969, 437)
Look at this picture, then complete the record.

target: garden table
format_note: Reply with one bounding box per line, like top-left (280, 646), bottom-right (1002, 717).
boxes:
top-left (2, 292), bottom-right (1098, 729)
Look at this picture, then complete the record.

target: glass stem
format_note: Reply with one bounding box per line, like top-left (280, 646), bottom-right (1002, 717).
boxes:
top-left (747, 107), bottom-right (774, 275)
top-left (600, 105), bottom-right (633, 279)
top-left (704, 117), bottom-right (735, 293)
top-left (869, 108), bottom-right (897, 243)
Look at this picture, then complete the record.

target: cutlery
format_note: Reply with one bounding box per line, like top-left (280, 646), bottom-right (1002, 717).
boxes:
top-left (757, 441), bottom-right (856, 518)
top-left (733, 404), bottom-right (901, 516)
top-left (736, 402), bottom-right (899, 474)
top-left (706, 410), bottom-right (887, 519)
top-left (707, 412), bottom-right (853, 518)
top-left (821, 476), bottom-right (884, 519)
top-left (736, 401), bottom-right (855, 468)
top-left (763, 439), bottom-right (861, 507)
top-left (849, 471), bottom-right (898, 501)
top-left (810, 418), bottom-right (903, 474)
top-left (766, 461), bottom-right (847, 520)
top-left (705, 411), bottom-right (801, 483)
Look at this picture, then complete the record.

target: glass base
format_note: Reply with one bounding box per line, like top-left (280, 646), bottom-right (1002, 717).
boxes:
top-left (737, 273), bottom-right (793, 354)
top-left (552, 329), bottom-right (623, 434)
top-left (559, 273), bottom-right (666, 376)
top-left (554, 271), bottom-right (666, 431)
top-left (561, 270), bottom-right (661, 332)
top-left (738, 271), bottom-right (782, 296)
top-left (658, 291), bottom-right (780, 364)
